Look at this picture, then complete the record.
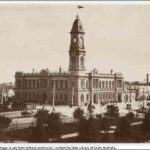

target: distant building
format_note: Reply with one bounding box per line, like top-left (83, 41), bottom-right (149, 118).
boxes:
top-left (131, 74), bottom-right (150, 101)
top-left (15, 15), bottom-right (135, 106)
top-left (122, 81), bottom-right (136, 104)
top-left (0, 83), bottom-right (15, 104)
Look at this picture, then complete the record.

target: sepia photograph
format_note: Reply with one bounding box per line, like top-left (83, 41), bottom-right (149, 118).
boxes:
top-left (0, 2), bottom-right (150, 145)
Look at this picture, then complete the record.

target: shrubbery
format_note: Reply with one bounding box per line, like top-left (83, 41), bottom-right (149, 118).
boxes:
top-left (126, 112), bottom-right (135, 121)
top-left (0, 116), bottom-right (12, 131)
top-left (142, 110), bottom-right (150, 138)
top-left (29, 109), bottom-right (61, 142)
top-left (114, 116), bottom-right (131, 142)
top-left (78, 116), bottom-right (99, 142)
top-left (105, 105), bottom-right (119, 119)
top-left (73, 107), bottom-right (84, 119)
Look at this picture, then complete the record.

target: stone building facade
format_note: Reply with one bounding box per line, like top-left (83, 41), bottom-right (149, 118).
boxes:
top-left (15, 15), bottom-right (133, 106)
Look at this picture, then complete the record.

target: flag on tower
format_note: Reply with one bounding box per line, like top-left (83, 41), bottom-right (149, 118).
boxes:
top-left (78, 5), bottom-right (84, 9)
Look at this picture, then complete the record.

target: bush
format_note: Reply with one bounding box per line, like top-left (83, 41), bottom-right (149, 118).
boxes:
top-left (105, 105), bottom-right (119, 119)
top-left (12, 100), bottom-right (26, 110)
top-left (47, 112), bottom-right (61, 140)
top-left (30, 110), bottom-right (61, 142)
top-left (78, 117), bottom-right (99, 142)
top-left (35, 109), bottom-right (49, 126)
top-left (142, 110), bottom-right (150, 138)
top-left (100, 117), bottom-right (110, 133)
top-left (114, 117), bottom-right (131, 142)
top-left (73, 107), bottom-right (84, 119)
top-left (126, 112), bottom-right (135, 121)
top-left (0, 116), bottom-right (12, 131)
top-left (87, 104), bottom-right (95, 114)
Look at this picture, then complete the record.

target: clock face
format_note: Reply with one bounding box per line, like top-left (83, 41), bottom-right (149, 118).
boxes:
top-left (73, 38), bottom-right (77, 43)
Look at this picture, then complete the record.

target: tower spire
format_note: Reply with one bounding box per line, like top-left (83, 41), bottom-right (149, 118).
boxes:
top-left (69, 15), bottom-right (86, 75)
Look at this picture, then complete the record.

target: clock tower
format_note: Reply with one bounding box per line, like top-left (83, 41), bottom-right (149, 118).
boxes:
top-left (69, 15), bottom-right (86, 75)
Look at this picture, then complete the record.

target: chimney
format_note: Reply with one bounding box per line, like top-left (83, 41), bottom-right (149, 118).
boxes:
top-left (110, 69), bottom-right (113, 74)
top-left (59, 66), bottom-right (62, 73)
top-left (32, 68), bottom-right (35, 74)
top-left (147, 73), bottom-right (149, 85)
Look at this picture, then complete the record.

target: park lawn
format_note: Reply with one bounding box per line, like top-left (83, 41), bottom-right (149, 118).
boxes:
top-left (3, 128), bottom-right (30, 141)
top-left (3, 123), bottom-right (79, 142)
top-left (1, 117), bottom-right (145, 143)
top-left (60, 123), bottom-right (78, 135)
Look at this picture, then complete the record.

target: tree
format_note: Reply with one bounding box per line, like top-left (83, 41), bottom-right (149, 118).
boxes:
top-left (100, 117), bottom-right (110, 142)
top-left (29, 110), bottom-right (61, 142)
top-left (47, 112), bottom-right (61, 140)
top-left (105, 105), bottom-right (119, 119)
top-left (78, 117), bottom-right (87, 142)
top-left (142, 110), bottom-right (150, 138)
top-left (0, 116), bottom-right (12, 132)
top-left (12, 100), bottom-right (26, 110)
top-left (29, 124), bottom-right (49, 142)
top-left (29, 109), bottom-right (49, 142)
top-left (41, 93), bottom-right (47, 104)
top-left (78, 116), bottom-right (99, 142)
top-left (126, 112), bottom-right (135, 122)
top-left (100, 117), bottom-right (110, 134)
top-left (114, 117), bottom-right (131, 142)
top-left (87, 103), bottom-right (95, 115)
top-left (73, 107), bottom-right (84, 120)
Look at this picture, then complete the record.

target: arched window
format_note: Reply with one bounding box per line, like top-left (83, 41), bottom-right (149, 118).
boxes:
top-left (126, 94), bottom-right (128, 102)
top-left (99, 81), bottom-right (101, 88)
top-left (81, 79), bottom-right (85, 88)
top-left (86, 80), bottom-right (89, 89)
top-left (93, 94), bottom-right (97, 104)
top-left (87, 94), bottom-right (89, 102)
top-left (106, 81), bottom-right (108, 89)
top-left (99, 93), bottom-right (102, 100)
top-left (109, 81), bottom-right (111, 89)
top-left (56, 94), bottom-right (58, 100)
top-left (80, 56), bottom-right (84, 67)
top-left (103, 93), bottom-right (105, 100)
top-left (60, 93), bottom-right (63, 100)
top-left (65, 94), bottom-right (68, 101)
top-left (81, 94), bottom-right (84, 102)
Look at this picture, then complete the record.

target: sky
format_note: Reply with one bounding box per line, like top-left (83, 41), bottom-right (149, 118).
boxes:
top-left (0, 4), bottom-right (150, 83)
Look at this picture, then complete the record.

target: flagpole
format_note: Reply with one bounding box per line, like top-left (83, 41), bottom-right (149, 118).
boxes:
top-left (1, 88), bottom-right (3, 105)
top-left (72, 86), bottom-right (74, 106)
top-left (77, 5), bottom-right (84, 16)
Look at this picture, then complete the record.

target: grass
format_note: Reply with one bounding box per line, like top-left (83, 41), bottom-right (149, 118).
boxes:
top-left (1, 116), bottom-right (146, 143)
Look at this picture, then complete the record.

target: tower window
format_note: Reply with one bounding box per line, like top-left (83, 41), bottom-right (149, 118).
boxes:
top-left (80, 56), bottom-right (84, 67)
top-left (81, 79), bottom-right (85, 88)
top-left (81, 94), bottom-right (84, 102)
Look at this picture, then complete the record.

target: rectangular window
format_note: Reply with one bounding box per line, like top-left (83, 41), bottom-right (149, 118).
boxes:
top-left (99, 81), bottom-right (101, 88)
top-left (109, 81), bottom-right (111, 89)
top-left (117, 80), bottom-right (122, 88)
top-left (112, 81), bottom-right (114, 88)
top-left (93, 79), bottom-right (98, 89)
top-left (81, 79), bottom-right (85, 88)
top-left (65, 81), bottom-right (68, 88)
top-left (106, 81), bottom-right (108, 89)
top-left (102, 81), bottom-right (105, 88)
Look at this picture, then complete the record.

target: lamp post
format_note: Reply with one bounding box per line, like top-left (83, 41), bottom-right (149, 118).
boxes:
top-left (143, 87), bottom-right (145, 109)
top-left (114, 73), bottom-right (117, 106)
top-left (71, 85), bottom-right (75, 107)
top-left (52, 80), bottom-right (56, 111)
